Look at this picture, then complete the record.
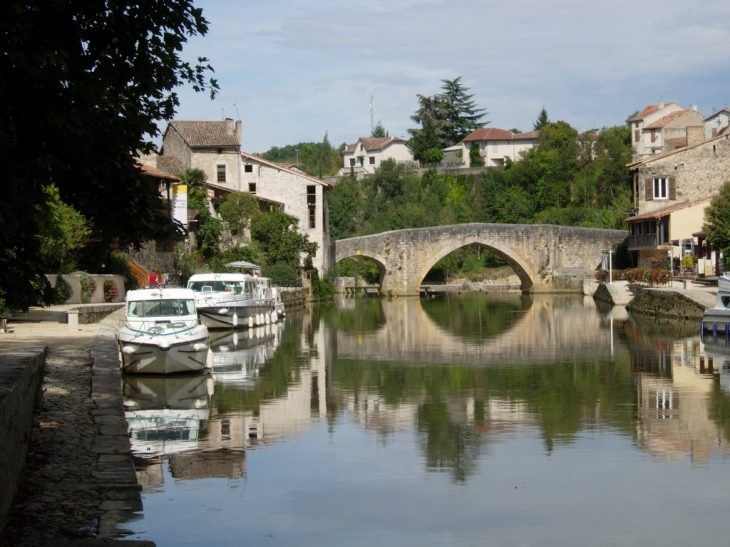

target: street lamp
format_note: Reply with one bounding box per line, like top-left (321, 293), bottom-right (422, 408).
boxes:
top-left (603, 249), bottom-right (613, 284)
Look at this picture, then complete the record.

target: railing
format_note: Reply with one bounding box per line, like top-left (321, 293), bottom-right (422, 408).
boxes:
top-left (128, 258), bottom-right (150, 289)
top-left (628, 233), bottom-right (660, 249)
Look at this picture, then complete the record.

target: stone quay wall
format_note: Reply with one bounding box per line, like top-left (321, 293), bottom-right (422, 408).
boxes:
top-left (0, 348), bottom-right (45, 532)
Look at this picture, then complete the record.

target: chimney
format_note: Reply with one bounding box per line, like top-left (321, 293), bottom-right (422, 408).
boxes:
top-left (686, 126), bottom-right (704, 147)
top-left (235, 120), bottom-right (242, 146)
top-left (690, 104), bottom-right (698, 111)
top-left (225, 117), bottom-right (234, 135)
top-left (658, 100), bottom-right (665, 109)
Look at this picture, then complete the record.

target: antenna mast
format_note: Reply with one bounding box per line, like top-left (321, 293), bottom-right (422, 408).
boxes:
top-left (369, 94), bottom-right (375, 134)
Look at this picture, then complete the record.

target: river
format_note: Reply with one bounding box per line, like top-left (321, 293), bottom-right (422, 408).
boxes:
top-left (121, 293), bottom-right (730, 546)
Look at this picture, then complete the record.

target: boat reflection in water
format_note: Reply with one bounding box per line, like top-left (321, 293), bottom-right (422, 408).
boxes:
top-left (206, 322), bottom-right (283, 387)
top-left (123, 373), bottom-right (213, 459)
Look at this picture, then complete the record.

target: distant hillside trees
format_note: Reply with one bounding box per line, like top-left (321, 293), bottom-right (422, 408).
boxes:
top-left (329, 120), bottom-right (632, 241)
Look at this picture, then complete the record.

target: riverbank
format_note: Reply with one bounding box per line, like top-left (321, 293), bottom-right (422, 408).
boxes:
top-left (0, 305), bottom-right (153, 546)
top-left (594, 279), bottom-right (717, 320)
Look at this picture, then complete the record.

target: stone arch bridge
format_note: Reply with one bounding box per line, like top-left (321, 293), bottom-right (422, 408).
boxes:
top-left (331, 224), bottom-right (627, 295)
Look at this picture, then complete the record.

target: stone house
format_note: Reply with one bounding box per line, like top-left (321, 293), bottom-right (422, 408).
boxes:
top-left (238, 151), bottom-right (332, 274)
top-left (460, 128), bottom-right (540, 167)
top-left (629, 101), bottom-right (705, 160)
top-left (340, 137), bottom-right (414, 176)
top-left (144, 119), bottom-right (333, 275)
top-left (626, 131), bottom-right (730, 273)
top-left (704, 108), bottom-right (730, 140)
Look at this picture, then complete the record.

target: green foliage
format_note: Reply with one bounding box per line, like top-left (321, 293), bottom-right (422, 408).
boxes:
top-left (469, 145), bottom-right (484, 167)
top-left (263, 262), bottom-right (300, 287)
top-left (680, 253), bottom-right (695, 270)
top-left (0, 0), bottom-right (217, 310)
top-left (195, 206), bottom-right (223, 260)
top-left (103, 280), bottom-right (120, 303)
top-left (79, 272), bottom-right (96, 302)
top-left (251, 211), bottom-right (317, 273)
top-left (218, 192), bottom-right (260, 235)
top-left (38, 186), bottom-right (92, 272)
top-left (533, 107), bottom-right (550, 131)
top-left (409, 77), bottom-right (488, 149)
top-left (371, 121), bottom-right (388, 138)
top-left (703, 181), bottom-right (730, 257)
top-left (311, 270), bottom-right (336, 299)
top-left (53, 274), bottom-right (72, 304)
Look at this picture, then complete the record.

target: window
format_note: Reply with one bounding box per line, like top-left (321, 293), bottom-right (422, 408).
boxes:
top-left (369, 156), bottom-right (375, 165)
top-left (492, 141), bottom-right (498, 153)
top-left (307, 186), bottom-right (316, 229)
top-left (217, 164), bottom-right (226, 183)
top-left (349, 158), bottom-right (356, 167)
top-left (244, 164), bottom-right (253, 173)
top-left (645, 177), bottom-right (676, 201)
top-left (248, 183), bottom-right (256, 194)
top-left (307, 185), bottom-right (316, 205)
top-left (634, 129), bottom-right (640, 142)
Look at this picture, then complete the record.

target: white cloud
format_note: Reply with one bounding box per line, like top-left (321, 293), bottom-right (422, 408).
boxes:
top-left (170, 0), bottom-right (730, 151)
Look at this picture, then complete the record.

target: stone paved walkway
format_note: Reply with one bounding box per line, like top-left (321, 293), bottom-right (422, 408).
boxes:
top-left (0, 307), bottom-right (153, 546)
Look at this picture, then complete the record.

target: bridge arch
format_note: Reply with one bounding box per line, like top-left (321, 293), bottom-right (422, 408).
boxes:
top-left (420, 238), bottom-right (535, 291)
top-left (330, 224), bottom-right (627, 296)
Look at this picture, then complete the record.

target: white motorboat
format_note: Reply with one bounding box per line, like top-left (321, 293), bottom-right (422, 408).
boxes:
top-left (123, 373), bottom-right (213, 457)
top-left (117, 288), bottom-right (209, 374)
top-left (187, 272), bottom-right (283, 329)
top-left (701, 273), bottom-right (730, 335)
top-left (206, 323), bottom-right (283, 386)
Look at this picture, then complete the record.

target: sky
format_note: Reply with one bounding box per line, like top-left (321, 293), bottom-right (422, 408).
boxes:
top-left (168, 0), bottom-right (730, 154)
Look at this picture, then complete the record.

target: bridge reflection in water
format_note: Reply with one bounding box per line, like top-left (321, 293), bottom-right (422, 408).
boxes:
top-left (123, 295), bottom-right (730, 546)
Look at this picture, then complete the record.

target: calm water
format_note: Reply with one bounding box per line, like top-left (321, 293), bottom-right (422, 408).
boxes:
top-left (121, 293), bottom-right (730, 546)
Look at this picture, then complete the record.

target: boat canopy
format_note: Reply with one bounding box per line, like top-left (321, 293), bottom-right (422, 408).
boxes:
top-left (225, 260), bottom-right (261, 270)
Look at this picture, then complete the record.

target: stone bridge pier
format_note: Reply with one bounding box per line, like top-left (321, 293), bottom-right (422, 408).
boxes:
top-left (332, 224), bottom-right (627, 295)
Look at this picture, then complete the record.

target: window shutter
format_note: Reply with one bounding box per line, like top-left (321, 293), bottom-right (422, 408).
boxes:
top-left (668, 177), bottom-right (676, 200)
top-left (645, 178), bottom-right (653, 201)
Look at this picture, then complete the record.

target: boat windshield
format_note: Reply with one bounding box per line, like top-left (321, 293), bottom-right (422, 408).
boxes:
top-left (128, 299), bottom-right (196, 318)
top-left (188, 281), bottom-right (246, 295)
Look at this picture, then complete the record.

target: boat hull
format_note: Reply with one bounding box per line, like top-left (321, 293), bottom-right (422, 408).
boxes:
top-left (197, 301), bottom-right (280, 329)
top-left (118, 327), bottom-right (209, 374)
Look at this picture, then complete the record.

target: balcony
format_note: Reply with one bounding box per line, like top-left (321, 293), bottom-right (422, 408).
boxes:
top-left (629, 233), bottom-right (663, 250)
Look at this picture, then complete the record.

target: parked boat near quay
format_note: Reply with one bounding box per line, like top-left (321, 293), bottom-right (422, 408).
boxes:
top-left (117, 288), bottom-right (210, 374)
top-left (186, 272), bottom-right (283, 329)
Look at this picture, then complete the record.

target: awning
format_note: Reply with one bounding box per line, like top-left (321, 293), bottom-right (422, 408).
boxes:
top-left (225, 261), bottom-right (261, 270)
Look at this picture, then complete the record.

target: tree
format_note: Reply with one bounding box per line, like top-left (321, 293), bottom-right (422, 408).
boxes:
top-left (0, 0), bottom-right (218, 310)
top-left (38, 186), bottom-right (92, 273)
top-left (703, 182), bottom-right (730, 258)
top-left (411, 116), bottom-right (444, 165)
top-left (438, 77), bottom-right (489, 146)
top-left (251, 211), bottom-right (318, 272)
top-left (218, 192), bottom-right (260, 236)
top-left (533, 107), bottom-right (550, 131)
top-left (371, 121), bottom-right (388, 138)
top-left (408, 77), bottom-right (488, 149)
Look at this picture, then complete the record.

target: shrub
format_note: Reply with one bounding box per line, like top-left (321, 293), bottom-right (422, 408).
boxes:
top-left (79, 272), bottom-right (96, 302)
top-left (264, 262), bottom-right (300, 287)
top-left (103, 280), bottom-right (119, 302)
top-left (54, 274), bottom-right (72, 304)
top-left (680, 254), bottom-right (695, 271)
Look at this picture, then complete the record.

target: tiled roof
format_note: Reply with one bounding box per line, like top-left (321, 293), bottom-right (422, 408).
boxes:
top-left (463, 128), bottom-right (515, 142)
top-left (157, 156), bottom-right (185, 175)
top-left (627, 132), bottom-right (729, 169)
top-left (345, 137), bottom-right (410, 153)
top-left (168, 120), bottom-right (241, 148)
top-left (139, 163), bottom-right (180, 182)
top-left (644, 110), bottom-right (688, 129)
top-left (625, 196), bottom-right (714, 222)
top-left (513, 130), bottom-right (540, 140)
top-left (629, 105), bottom-right (659, 122)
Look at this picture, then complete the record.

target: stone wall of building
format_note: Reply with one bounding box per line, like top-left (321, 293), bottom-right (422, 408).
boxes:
top-left (637, 134), bottom-right (730, 214)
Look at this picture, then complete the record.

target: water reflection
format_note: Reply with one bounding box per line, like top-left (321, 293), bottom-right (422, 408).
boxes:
top-left (124, 295), bottom-right (730, 546)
